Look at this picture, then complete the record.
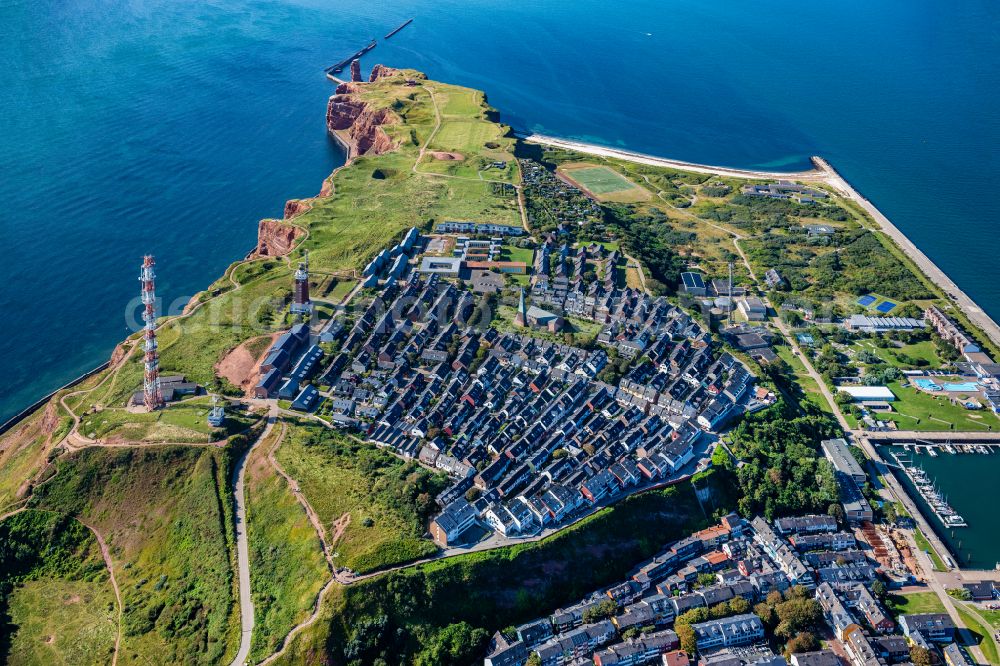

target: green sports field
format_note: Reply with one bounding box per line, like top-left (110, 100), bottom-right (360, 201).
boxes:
top-left (559, 164), bottom-right (650, 202)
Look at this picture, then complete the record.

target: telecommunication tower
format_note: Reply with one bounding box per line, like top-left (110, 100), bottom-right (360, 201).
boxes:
top-left (140, 255), bottom-right (163, 410)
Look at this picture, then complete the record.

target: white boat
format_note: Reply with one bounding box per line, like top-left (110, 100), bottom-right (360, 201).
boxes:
top-left (928, 448), bottom-right (939, 457)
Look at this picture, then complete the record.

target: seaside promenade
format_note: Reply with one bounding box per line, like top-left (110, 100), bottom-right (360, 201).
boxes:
top-left (524, 135), bottom-right (1000, 349)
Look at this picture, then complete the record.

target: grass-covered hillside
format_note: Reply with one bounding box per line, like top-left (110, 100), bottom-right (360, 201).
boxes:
top-left (275, 420), bottom-right (449, 575)
top-left (29, 446), bottom-right (240, 665)
top-left (245, 424), bottom-right (329, 662)
top-left (275, 470), bottom-right (734, 666)
top-left (0, 510), bottom-right (117, 666)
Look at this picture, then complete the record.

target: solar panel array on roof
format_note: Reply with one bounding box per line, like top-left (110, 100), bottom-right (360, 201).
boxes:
top-left (856, 295), bottom-right (877, 307)
top-left (876, 300), bottom-right (897, 313)
top-left (681, 272), bottom-right (705, 289)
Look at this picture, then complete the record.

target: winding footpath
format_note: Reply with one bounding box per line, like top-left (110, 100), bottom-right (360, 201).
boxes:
top-left (79, 519), bottom-right (123, 666)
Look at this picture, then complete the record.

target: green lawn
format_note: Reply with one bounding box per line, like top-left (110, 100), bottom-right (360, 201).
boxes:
top-left (874, 380), bottom-right (1000, 432)
top-left (886, 591), bottom-right (946, 616)
top-left (430, 119), bottom-right (507, 154)
top-left (562, 165), bottom-right (640, 194)
top-left (577, 238), bottom-right (621, 252)
top-left (327, 279), bottom-right (356, 302)
top-left (912, 528), bottom-right (948, 571)
top-left (501, 245), bottom-right (534, 265)
top-left (977, 608), bottom-right (1000, 630)
top-left (854, 339), bottom-right (942, 369)
top-left (955, 604), bottom-right (1000, 665)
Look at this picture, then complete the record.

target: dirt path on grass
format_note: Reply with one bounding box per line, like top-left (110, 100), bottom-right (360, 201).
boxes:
top-left (78, 519), bottom-right (123, 666)
top-left (413, 85), bottom-right (530, 233)
top-left (257, 575), bottom-right (339, 666)
top-left (638, 173), bottom-right (758, 283)
top-left (622, 252), bottom-right (648, 294)
top-left (263, 423), bottom-right (339, 568)
top-left (256, 421), bottom-right (342, 666)
top-left (0, 505), bottom-right (26, 523)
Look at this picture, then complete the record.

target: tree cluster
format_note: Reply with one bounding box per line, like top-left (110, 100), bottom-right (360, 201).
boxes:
top-left (722, 400), bottom-right (840, 519)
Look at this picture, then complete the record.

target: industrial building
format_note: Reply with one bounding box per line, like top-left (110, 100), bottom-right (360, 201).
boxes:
top-left (844, 315), bottom-right (925, 333)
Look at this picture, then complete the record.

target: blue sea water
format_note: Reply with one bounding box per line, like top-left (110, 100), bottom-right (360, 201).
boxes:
top-left (1, 0), bottom-right (999, 423)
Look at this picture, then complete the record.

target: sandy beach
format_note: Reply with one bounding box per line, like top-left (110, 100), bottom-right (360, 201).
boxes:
top-left (524, 135), bottom-right (1000, 348)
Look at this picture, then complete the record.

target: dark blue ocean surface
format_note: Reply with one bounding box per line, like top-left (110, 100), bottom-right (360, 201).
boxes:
top-left (1, 0), bottom-right (998, 421)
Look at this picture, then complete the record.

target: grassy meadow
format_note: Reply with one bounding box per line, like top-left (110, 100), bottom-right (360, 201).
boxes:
top-left (245, 425), bottom-right (330, 662)
top-left (273, 420), bottom-right (449, 575)
top-left (30, 446), bottom-right (239, 665)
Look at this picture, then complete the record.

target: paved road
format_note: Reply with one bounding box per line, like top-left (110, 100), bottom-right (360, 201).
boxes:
top-left (229, 411), bottom-right (277, 666)
top-left (912, 549), bottom-right (992, 665)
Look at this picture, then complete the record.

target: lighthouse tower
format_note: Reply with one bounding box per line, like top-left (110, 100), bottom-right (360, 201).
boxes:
top-left (140, 255), bottom-right (163, 411)
top-left (291, 251), bottom-right (312, 315)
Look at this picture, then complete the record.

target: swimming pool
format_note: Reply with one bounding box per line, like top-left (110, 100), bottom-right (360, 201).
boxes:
top-left (943, 382), bottom-right (979, 392)
top-left (912, 378), bottom-right (942, 391)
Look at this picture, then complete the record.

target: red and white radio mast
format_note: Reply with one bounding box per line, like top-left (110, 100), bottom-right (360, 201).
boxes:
top-left (140, 255), bottom-right (163, 410)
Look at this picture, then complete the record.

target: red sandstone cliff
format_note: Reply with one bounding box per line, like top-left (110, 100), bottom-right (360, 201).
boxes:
top-left (258, 64), bottom-right (408, 255)
top-left (326, 85), bottom-right (397, 158)
top-left (256, 219), bottom-right (301, 256)
top-left (109, 343), bottom-right (128, 366)
top-left (368, 64), bottom-right (399, 82)
top-left (284, 199), bottom-right (312, 219)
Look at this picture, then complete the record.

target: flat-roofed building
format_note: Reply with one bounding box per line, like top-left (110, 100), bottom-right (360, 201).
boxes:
top-left (419, 256), bottom-right (463, 276)
top-left (838, 386), bottom-right (895, 402)
top-left (821, 438), bottom-right (867, 485)
top-left (845, 315), bottom-right (926, 333)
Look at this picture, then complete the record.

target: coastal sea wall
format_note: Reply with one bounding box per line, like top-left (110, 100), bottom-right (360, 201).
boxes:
top-left (0, 361), bottom-right (110, 437)
top-left (525, 135), bottom-right (1000, 350)
top-left (815, 158), bottom-right (1000, 348)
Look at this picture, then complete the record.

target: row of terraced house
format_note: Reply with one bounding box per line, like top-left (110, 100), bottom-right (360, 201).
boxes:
top-left (308, 271), bottom-right (765, 546)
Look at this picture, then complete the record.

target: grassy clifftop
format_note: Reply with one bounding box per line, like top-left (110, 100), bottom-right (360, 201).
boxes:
top-left (30, 446), bottom-right (239, 665)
